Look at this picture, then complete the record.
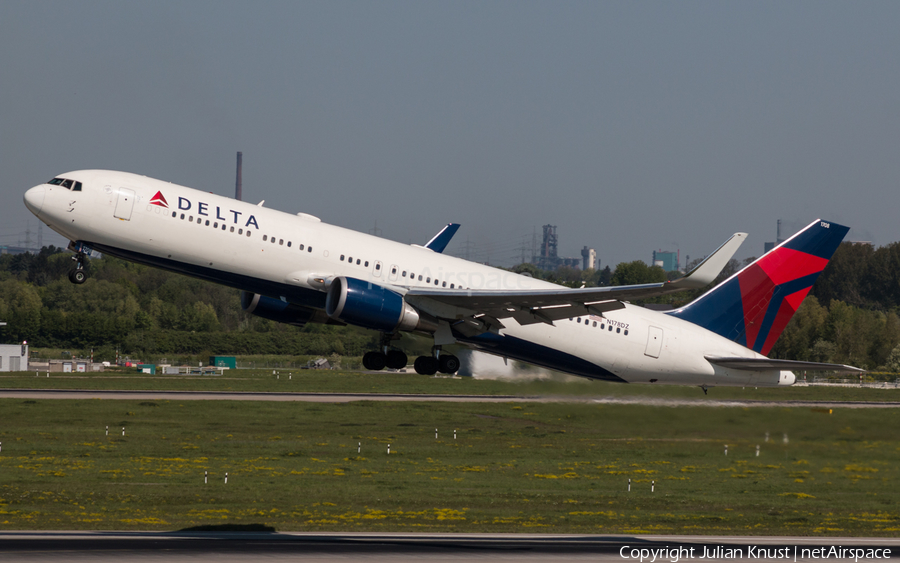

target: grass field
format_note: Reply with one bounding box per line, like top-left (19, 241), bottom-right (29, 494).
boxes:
top-left (2, 395), bottom-right (899, 535)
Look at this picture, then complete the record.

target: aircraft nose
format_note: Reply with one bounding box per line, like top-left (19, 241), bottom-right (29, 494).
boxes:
top-left (23, 185), bottom-right (45, 216)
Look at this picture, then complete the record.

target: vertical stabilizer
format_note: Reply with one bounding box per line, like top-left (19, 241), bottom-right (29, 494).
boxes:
top-left (668, 219), bottom-right (849, 355)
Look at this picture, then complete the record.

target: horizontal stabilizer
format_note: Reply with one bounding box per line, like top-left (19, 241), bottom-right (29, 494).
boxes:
top-left (706, 356), bottom-right (865, 374)
top-left (424, 223), bottom-right (461, 253)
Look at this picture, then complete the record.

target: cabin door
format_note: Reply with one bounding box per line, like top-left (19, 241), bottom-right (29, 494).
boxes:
top-left (114, 188), bottom-right (135, 220)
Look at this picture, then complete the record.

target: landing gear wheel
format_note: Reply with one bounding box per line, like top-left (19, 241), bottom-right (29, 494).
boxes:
top-left (363, 351), bottom-right (387, 371)
top-left (385, 350), bottom-right (408, 370)
top-left (414, 356), bottom-right (438, 376)
top-left (438, 354), bottom-right (460, 374)
top-left (68, 269), bottom-right (87, 284)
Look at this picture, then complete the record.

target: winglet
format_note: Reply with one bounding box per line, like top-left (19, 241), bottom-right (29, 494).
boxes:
top-left (424, 223), bottom-right (461, 253)
top-left (668, 232), bottom-right (747, 290)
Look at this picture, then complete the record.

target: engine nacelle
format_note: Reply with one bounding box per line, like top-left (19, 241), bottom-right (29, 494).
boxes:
top-left (241, 291), bottom-right (323, 327)
top-left (326, 276), bottom-right (433, 332)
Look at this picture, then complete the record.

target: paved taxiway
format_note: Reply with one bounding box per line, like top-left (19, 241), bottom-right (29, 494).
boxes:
top-left (2, 388), bottom-right (900, 408)
top-left (1, 532), bottom-right (898, 562)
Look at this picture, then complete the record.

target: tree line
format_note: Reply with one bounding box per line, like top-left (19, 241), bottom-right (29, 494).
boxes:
top-left (1, 242), bottom-right (899, 371)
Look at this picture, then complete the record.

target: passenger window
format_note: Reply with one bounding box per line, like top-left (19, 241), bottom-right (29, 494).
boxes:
top-left (364, 261), bottom-right (369, 267)
top-left (287, 241), bottom-right (291, 247)
top-left (624, 330), bottom-right (629, 336)
top-left (307, 246), bottom-right (312, 252)
top-left (222, 224), bottom-right (226, 230)
top-left (609, 325), bottom-right (613, 331)
top-left (418, 275), bottom-right (422, 281)
top-left (340, 255), bottom-right (345, 261)
top-left (247, 231), bottom-right (251, 237)
top-left (271, 238), bottom-right (276, 244)
top-left (299, 244), bottom-right (305, 250)
top-left (279, 239), bottom-right (283, 245)
top-left (617, 327), bottom-right (621, 333)
top-left (189, 216), bottom-right (194, 222)
top-left (348, 257), bottom-right (352, 263)
top-left (230, 226), bottom-right (234, 232)
top-left (402, 271), bottom-right (407, 277)
top-left (205, 220), bottom-right (210, 226)
top-left (263, 235), bottom-right (268, 241)
top-left (577, 318), bottom-right (581, 323)
top-left (392, 267), bottom-right (397, 274)
top-left (239, 229), bottom-right (243, 235)
top-left (442, 282), bottom-right (446, 287)
top-left (592, 321), bottom-right (597, 327)
top-left (172, 212), bottom-right (177, 218)
top-left (434, 279), bottom-right (439, 285)
top-left (450, 284), bottom-right (455, 289)
top-left (213, 222), bottom-right (218, 228)
top-left (375, 263), bottom-right (380, 270)
top-left (356, 259), bottom-right (361, 265)
top-left (180, 214), bottom-right (185, 219)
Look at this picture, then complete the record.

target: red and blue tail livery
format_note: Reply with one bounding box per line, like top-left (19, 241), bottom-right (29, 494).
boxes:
top-left (669, 219), bottom-right (849, 354)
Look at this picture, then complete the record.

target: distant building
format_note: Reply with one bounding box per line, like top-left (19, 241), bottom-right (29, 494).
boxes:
top-left (581, 247), bottom-right (597, 270)
top-left (532, 224), bottom-right (587, 270)
top-left (0, 343), bottom-right (27, 372)
top-left (0, 245), bottom-right (34, 255)
top-left (765, 219), bottom-right (786, 254)
top-left (652, 250), bottom-right (679, 272)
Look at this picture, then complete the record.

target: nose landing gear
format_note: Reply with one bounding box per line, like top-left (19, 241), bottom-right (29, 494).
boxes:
top-left (68, 252), bottom-right (87, 284)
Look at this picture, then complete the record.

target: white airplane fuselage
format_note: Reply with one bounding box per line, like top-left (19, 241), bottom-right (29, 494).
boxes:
top-left (23, 170), bottom-right (793, 387)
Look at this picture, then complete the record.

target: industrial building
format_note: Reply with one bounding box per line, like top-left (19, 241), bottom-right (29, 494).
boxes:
top-left (534, 224), bottom-right (593, 270)
top-left (652, 249), bottom-right (679, 272)
top-left (764, 219), bottom-right (786, 254)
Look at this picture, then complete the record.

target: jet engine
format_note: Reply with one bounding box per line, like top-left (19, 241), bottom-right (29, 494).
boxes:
top-left (325, 276), bottom-right (437, 333)
top-left (240, 292), bottom-right (326, 327)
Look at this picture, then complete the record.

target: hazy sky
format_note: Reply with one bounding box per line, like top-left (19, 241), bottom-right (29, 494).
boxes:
top-left (2, 1), bottom-right (897, 268)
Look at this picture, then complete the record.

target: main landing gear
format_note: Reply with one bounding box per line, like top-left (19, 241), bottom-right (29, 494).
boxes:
top-left (362, 333), bottom-right (409, 371)
top-left (413, 346), bottom-right (460, 376)
top-left (362, 335), bottom-right (459, 375)
top-left (68, 252), bottom-right (87, 284)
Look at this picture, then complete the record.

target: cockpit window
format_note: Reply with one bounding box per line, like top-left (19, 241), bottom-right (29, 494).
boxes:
top-left (47, 177), bottom-right (82, 191)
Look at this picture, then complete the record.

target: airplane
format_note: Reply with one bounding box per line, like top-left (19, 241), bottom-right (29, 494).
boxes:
top-left (23, 170), bottom-right (863, 391)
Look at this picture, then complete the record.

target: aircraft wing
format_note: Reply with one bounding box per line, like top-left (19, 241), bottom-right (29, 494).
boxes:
top-left (405, 232), bottom-right (746, 326)
top-left (706, 357), bottom-right (866, 374)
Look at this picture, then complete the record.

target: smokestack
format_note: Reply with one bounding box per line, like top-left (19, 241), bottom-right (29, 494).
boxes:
top-left (235, 151), bottom-right (243, 201)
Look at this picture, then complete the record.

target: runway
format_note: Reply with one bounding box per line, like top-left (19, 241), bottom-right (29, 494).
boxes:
top-left (2, 388), bottom-right (900, 408)
top-left (0, 531), bottom-right (897, 562)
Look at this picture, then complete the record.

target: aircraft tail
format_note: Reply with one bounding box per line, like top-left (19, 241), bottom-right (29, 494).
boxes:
top-left (668, 219), bottom-right (849, 355)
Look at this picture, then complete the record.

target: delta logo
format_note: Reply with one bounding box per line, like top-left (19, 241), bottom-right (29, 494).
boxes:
top-left (150, 191), bottom-right (169, 208)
